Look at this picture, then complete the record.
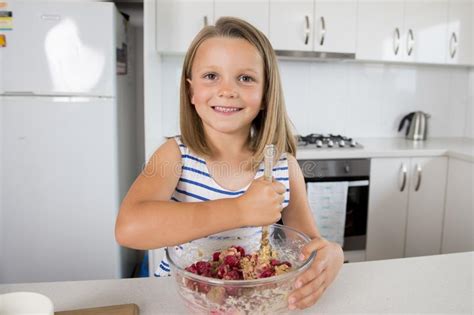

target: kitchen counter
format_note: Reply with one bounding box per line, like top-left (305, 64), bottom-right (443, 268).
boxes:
top-left (1, 252), bottom-right (472, 314)
top-left (296, 137), bottom-right (474, 162)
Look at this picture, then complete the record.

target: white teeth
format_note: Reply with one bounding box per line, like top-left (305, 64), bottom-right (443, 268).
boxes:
top-left (213, 106), bottom-right (241, 113)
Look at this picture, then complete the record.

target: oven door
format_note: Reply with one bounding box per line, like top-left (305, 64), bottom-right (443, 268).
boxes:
top-left (304, 177), bottom-right (369, 263)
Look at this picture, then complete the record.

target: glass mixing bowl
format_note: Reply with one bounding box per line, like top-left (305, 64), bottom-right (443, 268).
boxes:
top-left (166, 224), bottom-right (316, 314)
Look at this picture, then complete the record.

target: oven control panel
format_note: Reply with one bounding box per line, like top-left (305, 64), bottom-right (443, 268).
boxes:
top-left (298, 159), bottom-right (370, 179)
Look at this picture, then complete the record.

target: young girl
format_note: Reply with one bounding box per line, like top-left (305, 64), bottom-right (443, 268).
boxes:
top-left (115, 17), bottom-right (343, 310)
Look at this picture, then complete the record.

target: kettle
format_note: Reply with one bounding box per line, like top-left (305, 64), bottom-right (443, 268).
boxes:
top-left (398, 111), bottom-right (430, 140)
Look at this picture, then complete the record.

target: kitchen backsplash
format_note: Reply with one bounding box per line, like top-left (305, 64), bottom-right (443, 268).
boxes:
top-left (161, 56), bottom-right (473, 139)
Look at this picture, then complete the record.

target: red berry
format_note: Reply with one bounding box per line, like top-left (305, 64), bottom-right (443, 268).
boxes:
top-left (223, 270), bottom-right (240, 280)
top-left (185, 264), bottom-right (198, 274)
top-left (234, 246), bottom-right (246, 257)
top-left (212, 251), bottom-right (221, 261)
top-left (259, 269), bottom-right (274, 278)
top-left (197, 282), bottom-right (210, 293)
top-left (217, 264), bottom-right (228, 279)
top-left (196, 261), bottom-right (212, 276)
top-left (223, 255), bottom-right (239, 268)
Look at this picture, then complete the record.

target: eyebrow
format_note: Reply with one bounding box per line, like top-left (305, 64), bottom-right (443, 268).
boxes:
top-left (196, 66), bottom-right (261, 75)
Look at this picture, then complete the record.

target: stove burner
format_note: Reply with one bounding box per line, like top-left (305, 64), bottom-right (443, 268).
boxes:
top-left (296, 134), bottom-right (362, 149)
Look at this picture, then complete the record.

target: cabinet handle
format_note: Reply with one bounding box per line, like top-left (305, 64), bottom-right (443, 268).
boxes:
top-left (319, 16), bottom-right (325, 46)
top-left (449, 32), bottom-right (457, 59)
top-left (304, 15), bottom-right (310, 45)
top-left (203, 16), bottom-right (208, 27)
top-left (400, 164), bottom-right (407, 192)
top-left (393, 27), bottom-right (400, 55)
top-left (414, 164), bottom-right (422, 192)
top-left (407, 29), bottom-right (414, 56)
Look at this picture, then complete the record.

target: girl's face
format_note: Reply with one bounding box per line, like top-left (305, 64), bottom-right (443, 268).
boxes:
top-left (187, 37), bottom-right (264, 137)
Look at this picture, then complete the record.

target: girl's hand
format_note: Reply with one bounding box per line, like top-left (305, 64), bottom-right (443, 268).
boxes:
top-left (236, 176), bottom-right (286, 226)
top-left (287, 237), bottom-right (344, 310)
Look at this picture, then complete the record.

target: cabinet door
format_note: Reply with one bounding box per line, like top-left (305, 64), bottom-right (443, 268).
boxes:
top-left (405, 157), bottom-right (448, 257)
top-left (214, 0), bottom-right (270, 36)
top-left (156, 0), bottom-right (214, 53)
top-left (404, 0), bottom-right (449, 64)
top-left (269, 0), bottom-right (314, 51)
top-left (314, 0), bottom-right (357, 53)
top-left (356, 0), bottom-right (405, 62)
top-left (446, 0), bottom-right (473, 65)
top-left (442, 159), bottom-right (474, 253)
top-left (366, 158), bottom-right (410, 260)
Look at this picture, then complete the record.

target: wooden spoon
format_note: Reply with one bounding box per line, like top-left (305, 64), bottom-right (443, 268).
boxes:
top-left (260, 144), bottom-right (276, 260)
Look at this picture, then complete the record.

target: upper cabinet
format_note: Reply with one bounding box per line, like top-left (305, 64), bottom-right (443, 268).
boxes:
top-left (214, 0), bottom-right (270, 36)
top-left (156, 0), bottom-right (214, 53)
top-left (357, 1), bottom-right (407, 62)
top-left (357, 0), bottom-right (472, 65)
top-left (446, 0), bottom-right (473, 65)
top-left (313, 1), bottom-right (357, 53)
top-left (155, 0), bottom-right (473, 66)
top-left (269, 0), bottom-right (357, 53)
top-left (269, 0), bottom-right (314, 51)
top-left (403, 0), bottom-right (448, 64)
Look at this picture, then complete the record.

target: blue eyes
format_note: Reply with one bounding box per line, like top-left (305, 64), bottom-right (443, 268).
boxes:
top-left (202, 73), bottom-right (255, 83)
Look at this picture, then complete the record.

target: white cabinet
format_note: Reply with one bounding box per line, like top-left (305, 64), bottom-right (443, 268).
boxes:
top-left (356, 0), bottom-right (406, 62)
top-left (269, 0), bottom-right (357, 53)
top-left (366, 157), bottom-right (448, 261)
top-left (357, 0), bottom-right (453, 64)
top-left (442, 158), bottom-right (474, 253)
top-left (214, 0), bottom-right (269, 36)
top-left (269, 0), bottom-right (314, 51)
top-left (404, 0), bottom-right (448, 64)
top-left (156, 0), bottom-right (214, 53)
top-left (446, 0), bottom-right (473, 65)
top-left (313, 0), bottom-right (357, 53)
top-left (366, 158), bottom-right (410, 260)
top-left (404, 157), bottom-right (448, 257)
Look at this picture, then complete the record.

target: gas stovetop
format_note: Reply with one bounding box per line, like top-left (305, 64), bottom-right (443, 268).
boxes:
top-left (296, 134), bottom-right (363, 149)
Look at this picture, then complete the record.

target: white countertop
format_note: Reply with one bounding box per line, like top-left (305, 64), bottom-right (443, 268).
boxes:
top-left (1, 252), bottom-right (472, 314)
top-left (296, 137), bottom-right (474, 162)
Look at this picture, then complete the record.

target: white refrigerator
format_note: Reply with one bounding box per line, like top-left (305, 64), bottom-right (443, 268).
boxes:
top-left (0, 1), bottom-right (138, 283)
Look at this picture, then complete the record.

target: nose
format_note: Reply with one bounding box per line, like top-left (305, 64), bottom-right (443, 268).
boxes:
top-left (218, 80), bottom-right (238, 98)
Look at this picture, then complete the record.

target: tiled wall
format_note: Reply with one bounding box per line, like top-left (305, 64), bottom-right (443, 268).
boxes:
top-left (466, 69), bottom-right (474, 138)
top-left (160, 55), bottom-right (473, 139)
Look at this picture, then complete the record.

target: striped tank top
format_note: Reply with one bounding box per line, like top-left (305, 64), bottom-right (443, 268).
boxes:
top-left (154, 136), bottom-right (290, 277)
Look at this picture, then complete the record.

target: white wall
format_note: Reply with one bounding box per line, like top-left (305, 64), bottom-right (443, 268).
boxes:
top-left (144, 0), bottom-right (162, 161)
top-left (465, 69), bottom-right (474, 138)
top-left (159, 56), bottom-right (473, 140)
top-left (115, 2), bottom-right (146, 167)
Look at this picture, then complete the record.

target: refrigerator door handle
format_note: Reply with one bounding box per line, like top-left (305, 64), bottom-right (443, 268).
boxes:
top-left (3, 91), bottom-right (36, 96)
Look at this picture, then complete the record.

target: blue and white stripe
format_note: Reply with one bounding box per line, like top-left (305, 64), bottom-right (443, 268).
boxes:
top-left (170, 137), bottom-right (290, 205)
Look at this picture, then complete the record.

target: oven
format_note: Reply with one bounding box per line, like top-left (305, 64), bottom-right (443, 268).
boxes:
top-left (297, 159), bottom-right (370, 262)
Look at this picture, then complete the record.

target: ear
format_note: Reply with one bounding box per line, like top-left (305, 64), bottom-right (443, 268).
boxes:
top-left (186, 78), bottom-right (195, 105)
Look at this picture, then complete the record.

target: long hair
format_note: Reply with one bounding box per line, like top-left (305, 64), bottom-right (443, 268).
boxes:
top-left (179, 17), bottom-right (296, 168)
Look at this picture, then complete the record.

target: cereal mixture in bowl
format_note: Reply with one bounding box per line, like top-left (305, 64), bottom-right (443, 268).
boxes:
top-left (166, 224), bottom-right (316, 314)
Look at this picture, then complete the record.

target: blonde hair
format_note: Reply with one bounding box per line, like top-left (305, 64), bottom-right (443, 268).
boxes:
top-left (179, 17), bottom-right (296, 168)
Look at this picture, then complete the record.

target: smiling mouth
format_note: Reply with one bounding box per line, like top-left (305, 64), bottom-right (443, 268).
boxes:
top-left (212, 106), bottom-right (243, 113)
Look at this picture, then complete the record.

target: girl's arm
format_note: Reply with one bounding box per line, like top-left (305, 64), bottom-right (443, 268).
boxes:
top-left (281, 154), bottom-right (321, 239)
top-left (115, 139), bottom-right (245, 249)
top-left (115, 139), bottom-right (284, 250)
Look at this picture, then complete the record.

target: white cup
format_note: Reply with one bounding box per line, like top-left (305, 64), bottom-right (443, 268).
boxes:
top-left (0, 291), bottom-right (54, 315)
